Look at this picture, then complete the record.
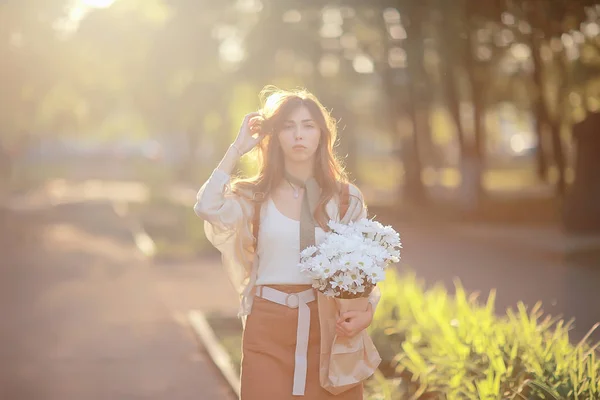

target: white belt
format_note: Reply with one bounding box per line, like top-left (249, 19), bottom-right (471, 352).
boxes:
top-left (255, 286), bottom-right (316, 396)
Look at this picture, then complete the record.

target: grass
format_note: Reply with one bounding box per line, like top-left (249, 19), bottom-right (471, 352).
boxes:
top-left (8, 162), bottom-right (71, 194)
top-left (130, 193), bottom-right (217, 261)
top-left (369, 269), bottom-right (600, 399)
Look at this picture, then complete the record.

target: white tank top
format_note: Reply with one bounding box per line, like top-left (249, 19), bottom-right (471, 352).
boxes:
top-left (255, 197), bottom-right (326, 285)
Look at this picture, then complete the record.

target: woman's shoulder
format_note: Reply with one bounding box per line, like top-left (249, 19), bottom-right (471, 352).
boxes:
top-left (231, 179), bottom-right (265, 203)
top-left (332, 180), bottom-right (367, 222)
top-left (339, 181), bottom-right (365, 205)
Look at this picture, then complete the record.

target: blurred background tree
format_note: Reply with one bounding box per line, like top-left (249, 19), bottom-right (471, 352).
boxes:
top-left (2, 0), bottom-right (600, 231)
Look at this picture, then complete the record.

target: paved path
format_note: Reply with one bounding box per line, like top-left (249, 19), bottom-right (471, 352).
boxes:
top-left (4, 177), bottom-right (598, 400)
top-left (0, 203), bottom-right (235, 400)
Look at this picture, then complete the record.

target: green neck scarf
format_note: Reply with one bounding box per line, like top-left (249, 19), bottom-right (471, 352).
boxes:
top-left (284, 170), bottom-right (321, 251)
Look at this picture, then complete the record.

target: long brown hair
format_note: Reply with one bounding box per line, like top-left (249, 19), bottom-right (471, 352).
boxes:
top-left (232, 86), bottom-right (349, 229)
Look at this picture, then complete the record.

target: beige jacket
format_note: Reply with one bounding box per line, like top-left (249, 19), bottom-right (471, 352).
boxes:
top-left (194, 168), bottom-right (382, 393)
top-left (194, 168), bottom-right (381, 320)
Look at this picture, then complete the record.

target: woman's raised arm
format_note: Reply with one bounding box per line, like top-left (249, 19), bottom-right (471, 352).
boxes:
top-left (194, 112), bottom-right (265, 231)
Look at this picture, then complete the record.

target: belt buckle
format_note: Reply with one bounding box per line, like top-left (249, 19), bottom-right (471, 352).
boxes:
top-left (285, 293), bottom-right (299, 308)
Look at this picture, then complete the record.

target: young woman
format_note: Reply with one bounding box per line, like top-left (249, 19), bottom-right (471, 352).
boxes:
top-left (194, 87), bottom-right (379, 399)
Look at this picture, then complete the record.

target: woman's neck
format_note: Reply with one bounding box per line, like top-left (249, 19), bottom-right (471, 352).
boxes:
top-left (284, 158), bottom-right (315, 182)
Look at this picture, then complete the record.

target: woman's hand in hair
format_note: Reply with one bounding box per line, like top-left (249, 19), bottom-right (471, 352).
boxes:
top-left (232, 112), bottom-right (267, 155)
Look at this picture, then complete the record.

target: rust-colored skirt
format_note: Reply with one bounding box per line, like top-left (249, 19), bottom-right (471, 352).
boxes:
top-left (240, 284), bottom-right (363, 399)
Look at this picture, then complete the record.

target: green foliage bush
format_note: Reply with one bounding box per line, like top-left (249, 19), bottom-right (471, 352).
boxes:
top-left (369, 269), bottom-right (600, 399)
top-left (134, 198), bottom-right (216, 260)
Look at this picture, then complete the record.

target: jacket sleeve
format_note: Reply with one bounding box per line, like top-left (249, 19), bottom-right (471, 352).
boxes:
top-left (194, 168), bottom-right (255, 295)
top-left (339, 183), bottom-right (367, 224)
top-left (194, 168), bottom-right (246, 233)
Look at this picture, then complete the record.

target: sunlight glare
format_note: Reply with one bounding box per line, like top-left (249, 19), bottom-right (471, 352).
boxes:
top-left (55, 0), bottom-right (117, 35)
top-left (79, 0), bottom-right (116, 8)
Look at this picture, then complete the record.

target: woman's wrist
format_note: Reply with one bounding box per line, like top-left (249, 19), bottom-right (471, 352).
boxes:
top-left (217, 143), bottom-right (243, 174)
top-left (230, 143), bottom-right (244, 158)
top-left (366, 302), bottom-right (374, 321)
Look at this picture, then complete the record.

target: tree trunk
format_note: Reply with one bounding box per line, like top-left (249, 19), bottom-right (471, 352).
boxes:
top-left (563, 112), bottom-right (600, 233)
top-left (464, 17), bottom-right (484, 161)
top-left (462, 0), bottom-right (485, 203)
top-left (528, 27), bottom-right (552, 183)
top-left (375, 9), bottom-right (405, 174)
top-left (402, 4), bottom-right (426, 202)
top-left (549, 121), bottom-right (566, 195)
top-left (380, 62), bottom-right (403, 146)
top-left (444, 64), bottom-right (465, 152)
top-left (552, 47), bottom-right (571, 196)
top-left (401, 2), bottom-right (429, 203)
top-left (527, 1), bottom-right (566, 195)
top-left (437, 2), bottom-right (466, 154)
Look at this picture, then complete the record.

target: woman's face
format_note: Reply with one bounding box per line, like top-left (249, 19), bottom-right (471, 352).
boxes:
top-left (277, 105), bottom-right (321, 163)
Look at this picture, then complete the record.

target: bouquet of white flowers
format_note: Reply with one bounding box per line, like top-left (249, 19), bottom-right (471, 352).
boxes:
top-left (302, 218), bottom-right (400, 394)
top-left (299, 218), bottom-right (401, 299)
